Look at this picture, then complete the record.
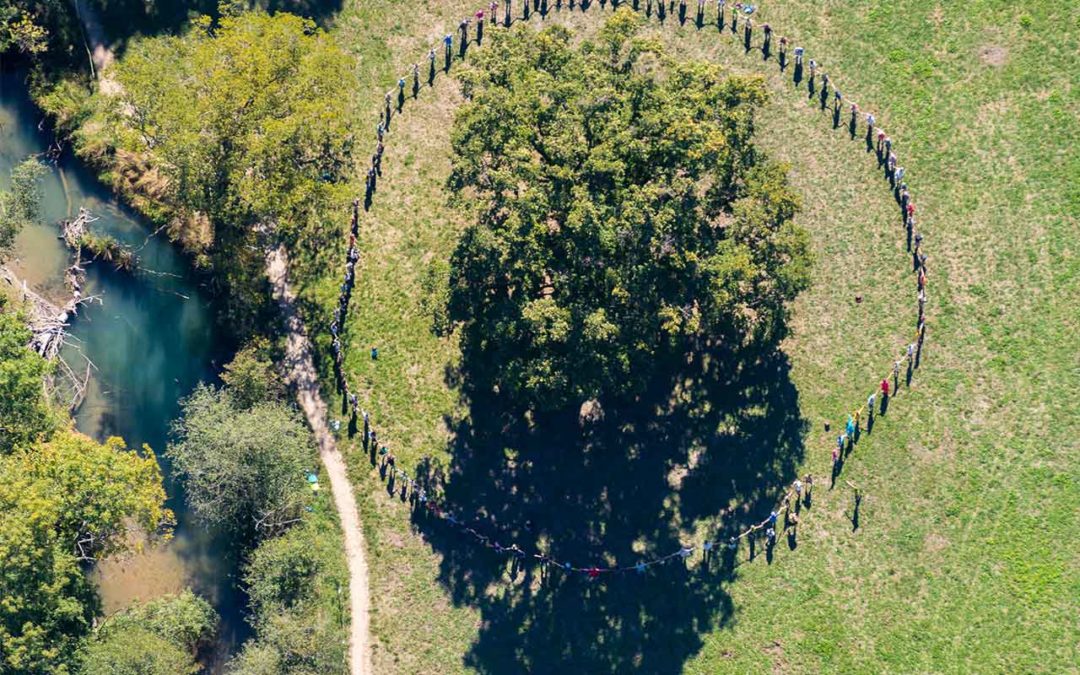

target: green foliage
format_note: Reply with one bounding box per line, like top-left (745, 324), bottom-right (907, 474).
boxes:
top-left (85, 10), bottom-right (356, 331)
top-left (77, 232), bottom-right (138, 272)
top-left (21, 431), bottom-right (173, 561)
top-left (80, 590), bottom-right (217, 675)
top-left (0, 307), bottom-right (56, 453)
top-left (0, 0), bottom-right (67, 55)
top-left (0, 431), bottom-right (172, 674)
top-left (0, 158), bottom-right (47, 262)
top-left (221, 338), bottom-right (286, 409)
top-left (227, 511), bottom-right (348, 675)
top-left (167, 385), bottom-right (315, 540)
top-left (446, 13), bottom-right (812, 411)
top-left (98, 590), bottom-right (217, 654)
top-left (79, 627), bottom-right (198, 675)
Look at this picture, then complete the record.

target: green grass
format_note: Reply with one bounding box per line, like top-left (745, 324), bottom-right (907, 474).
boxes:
top-left (299, 1), bottom-right (1080, 672)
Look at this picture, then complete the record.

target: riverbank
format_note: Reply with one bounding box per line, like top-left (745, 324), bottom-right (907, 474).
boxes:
top-left (17, 7), bottom-right (367, 669)
top-left (0, 66), bottom-right (251, 660)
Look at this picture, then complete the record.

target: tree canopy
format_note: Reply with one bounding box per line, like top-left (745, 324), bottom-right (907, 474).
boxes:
top-left (0, 431), bottom-right (172, 673)
top-left (84, 10), bottom-right (356, 329)
top-left (0, 0), bottom-right (67, 55)
top-left (167, 385), bottom-right (315, 540)
top-left (80, 590), bottom-right (217, 675)
top-left (446, 12), bottom-right (812, 412)
top-left (0, 305), bottom-right (57, 453)
top-left (0, 158), bottom-right (47, 263)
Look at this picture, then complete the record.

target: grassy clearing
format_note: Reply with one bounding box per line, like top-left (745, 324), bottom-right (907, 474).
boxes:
top-left (302, 1), bottom-right (1079, 672)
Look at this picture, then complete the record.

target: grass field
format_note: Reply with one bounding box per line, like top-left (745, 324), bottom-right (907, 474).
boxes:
top-left (295, 1), bottom-right (1080, 672)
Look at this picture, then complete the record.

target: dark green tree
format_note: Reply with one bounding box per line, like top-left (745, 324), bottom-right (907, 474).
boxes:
top-left (0, 158), bottom-right (47, 262)
top-left (0, 305), bottom-right (57, 453)
top-left (446, 11), bottom-right (811, 412)
top-left (167, 385), bottom-right (314, 540)
top-left (221, 338), bottom-right (285, 409)
top-left (80, 590), bottom-right (218, 675)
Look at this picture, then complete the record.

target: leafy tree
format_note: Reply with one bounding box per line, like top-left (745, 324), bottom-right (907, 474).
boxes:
top-left (167, 385), bottom-right (314, 540)
top-left (0, 305), bottom-right (57, 453)
top-left (80, 627), bottom-right (197, 675)
top-left (84, 11), bottom-right (356, 330)
top-left (221, 338), bottom-right (285, 409)
top-left (227, 516), bottom-right (347, 675)
top-left (446, 12), bottom-right (812, 412)
top-left (80, 590), bottom-right (217, 675)
top-left (0, 431), bottom-right (172, 673)
top-left (0, 0), bottom-right (68, 55)
top-left (0, 158), bottom-right (47, 262)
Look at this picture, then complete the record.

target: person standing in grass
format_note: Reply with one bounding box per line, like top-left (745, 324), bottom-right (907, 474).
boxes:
top-left (476, 10), bottom-right (485, 45)
top-left (778, 35), bottom-right (787, 66)
top-left (443, 33), bottom-right (453, 71)
top-left (762, 22), bottom-right (772, 54)
top-left (846, 414), bottom-right (856, 441)
top-left (744, 17), bottom-right (752, 52)
top-left (880, 377), bottom-right (890, 404)
top-left (849, 102), bottom-right (858, 138)
top-left (867, 393), bottom-right (875, 425)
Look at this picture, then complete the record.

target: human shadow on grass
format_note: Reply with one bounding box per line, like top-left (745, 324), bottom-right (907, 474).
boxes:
top-left (410, 344), bottom-right (806, 674)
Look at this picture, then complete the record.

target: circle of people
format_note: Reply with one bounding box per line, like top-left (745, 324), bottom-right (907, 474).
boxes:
top-left (331, 0), bottom-right (931, 580)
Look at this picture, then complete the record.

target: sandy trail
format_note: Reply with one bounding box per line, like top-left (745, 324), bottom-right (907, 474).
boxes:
top-left (267, 244), bottom-right (371, 675)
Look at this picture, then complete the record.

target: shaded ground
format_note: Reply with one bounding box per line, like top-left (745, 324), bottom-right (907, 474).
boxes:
top-left (406, 345), bottom-right (805, 674)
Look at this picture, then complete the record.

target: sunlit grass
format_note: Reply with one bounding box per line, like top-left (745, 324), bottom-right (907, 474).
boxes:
top-left (298, 1), bottom-right (1079, 672)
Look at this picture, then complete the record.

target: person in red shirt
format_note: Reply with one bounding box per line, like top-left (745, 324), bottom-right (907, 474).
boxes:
top-left (881, 378), bottom-right (890, 399)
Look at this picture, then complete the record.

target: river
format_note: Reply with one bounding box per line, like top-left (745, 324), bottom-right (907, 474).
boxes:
top-left (0, 69), bottom-right (248, 662)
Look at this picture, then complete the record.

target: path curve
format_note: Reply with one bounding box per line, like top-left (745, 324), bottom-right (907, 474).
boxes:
top-left (267, 244), bottom-right (371, 675)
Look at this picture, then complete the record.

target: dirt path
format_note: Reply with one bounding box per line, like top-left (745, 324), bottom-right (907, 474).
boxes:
top-left (266, 244), bottom-right (371, 675)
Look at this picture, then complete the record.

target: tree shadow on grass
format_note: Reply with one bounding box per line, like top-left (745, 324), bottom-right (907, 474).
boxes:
top-left (411, 345), bottom-right (806, 673)
top-left (94, 0), bottom-right (345, 54)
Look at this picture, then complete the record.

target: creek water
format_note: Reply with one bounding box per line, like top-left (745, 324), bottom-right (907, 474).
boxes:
top-left (0, 69), bottom-right (248, 662)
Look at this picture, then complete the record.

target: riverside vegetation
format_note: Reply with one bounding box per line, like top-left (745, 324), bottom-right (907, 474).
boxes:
top-left (3, 7), bottom-right (355, 671)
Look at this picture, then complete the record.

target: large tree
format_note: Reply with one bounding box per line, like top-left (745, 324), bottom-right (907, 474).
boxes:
top-left (446, 12), bottom-right (812, 412)
top-left (0, 431), bottom-right (172, 673)
top-left (167, 385), bottom-right (315, 540)
top-left (84, 10), bottom-right (356, 329)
